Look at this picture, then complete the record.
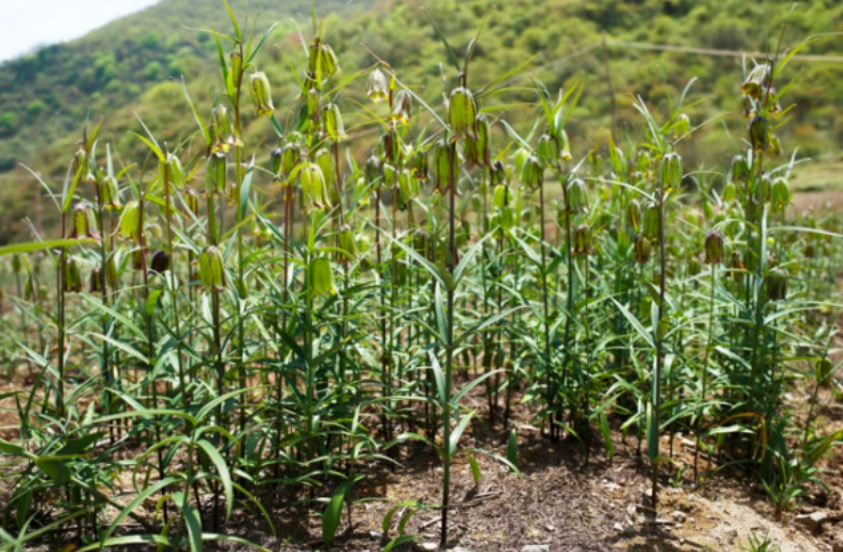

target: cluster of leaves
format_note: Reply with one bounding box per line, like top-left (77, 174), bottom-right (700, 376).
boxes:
top-left (0, 2), bottom-right (841, 551)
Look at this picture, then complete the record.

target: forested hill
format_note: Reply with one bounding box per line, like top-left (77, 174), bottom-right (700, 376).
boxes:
top-left (0, 0), bottom-right (840, 243)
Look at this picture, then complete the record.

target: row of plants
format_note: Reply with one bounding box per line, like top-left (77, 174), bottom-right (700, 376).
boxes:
top-left (1, 4), bottom-right (841, 551)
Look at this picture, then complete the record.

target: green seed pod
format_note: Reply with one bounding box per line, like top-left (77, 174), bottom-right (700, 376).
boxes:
top-left (367, 67), bottom-right (389, 102)
top-left (65, 257), bottom-right (82, 293)
top-left (391, 90), bottom-right (412, 127)
top-left (643, 201), bottom-right (660, 241)
top-left (101, 176), bottom-right (122, 210)
top-left (11, 254), bottom-right (21, 275)
top-left (566, 178), bottom-right (588, 214)
top-left (182, 189), bottom-right (199, 216)
top-left (250, 72), bottom-right (275, 116)
top-left (338, 225), bottom-right (358, 261)
top-left (310, 256), bottom-right (336, 297)
top-left (537, 134), bottom-right (560, 167)
top-left (660, 152), bottom-right (683, 190)
top-left (150, 250), bottom-right (170, 274)
top-left (634, 235), bottom-right (651, 264)
top-left (493, 183), bottom-right (511, 209)
top-left (573, 224), bottom-right (591, 256)
top-left (73, 148), bottom-right (87, 178)
top-left (322, 103), bottom-right (346, 142)
top-left (521, 155), bottom-right (543, 190)
top-left (89, 268), bottom-right (103, 294)
top-left (205, 153), bottom-right (227, 195)
top-left (300, 162), bottom-right (330, 211)
top-left (749, 115), bottom-right (769, 152)
top-left (382, 163), bottom-right (396, 190)
top-left (704, 230), bottom-right (724, 264)
top-left (771, 177), bottom-right (791, 210)
top-left (626, 199), bottom-right (641, 231)
top-left (413, 228), bottom-right (431, 259)
top-left (70, 202), bottom-right (101, 240)
top-left (765, 267), bottom-right (787, 301)
top-left (199, 246), bottom-right (225, 292)
top-left (448, 86), bottom-right (477, 141)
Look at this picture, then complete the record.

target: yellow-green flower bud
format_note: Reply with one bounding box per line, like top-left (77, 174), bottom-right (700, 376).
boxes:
top-left (660, 152), bottom-right (683, 190)
top-left (101, 176), bottom-right (122, 210)
top-left (250, 72), bottom-right (275, 116)
top-left (749, 115), bottom-right (769, 152)
top-left (433, 139), bottom-right (451, 191)
top-left (771, 177), bottom-right (791, 211)
top-left (119, 201), bottom-right (141, 242)
top-left (411, 149), bottom-right (428, 181)
top-left (310, 256), bottom-right (336, 297)
top-left (322, 103), bottom-right (346, 142)
top-left (300, 162), bottom-right (330, 211)
top-left (205, 153), bottom-right (227, 196)
top-left (730, 155), bottom-right (750, 184)
top-left (722, 182), bottom-right (737, 202)
top-left (338, 224), bottom-right (357, 261)
top-left (12, 254), bottom-right (21, 275)
top-left (65, 257), bottom-right (82, 293)
top-left (769, 135), bottom-right (782, 157)
top-left (626, 199), bottom-right (641, 231)
top-left (558, 129), bottom-right (572, 162)
top-left (473, 114), bottom-right (491, 167)
top-left (643, 201), bottom-right (660, 241)
top-left (367, 67), bottom-right (389, 102)
top-left (448, 86), bottom-right (477, 141)
top-left (740, 64), bottom-right (770, 100)
top-left (566, 178), bottom-right (588, 214)
top-left (537, 134), bottom-right (559, 167)
top-left (765, 267), bottom-right (787, 301)
top-left (199, 245), bottom-right (226, 292)
top-left (521, 155), bottom-right (542, 190)
top-left (159, 153), bottom-right (185, 190)
top-left (573, 223), bottom-right (591, 256)
top-left (309, 40), bottom-right (339, 78)
top-left (634, 236), bottom-right (651, 264)
top-left (493, 183), bottom-right (511, 209)
top-left (70, 202), bottom-right (101, 240)
top-left (391, 90), bottom-right (412, 127)
top-left (230, 51), bottom-right (243, 79)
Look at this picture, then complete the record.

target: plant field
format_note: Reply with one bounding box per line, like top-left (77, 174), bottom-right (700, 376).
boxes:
top-left (0, 3), bottom-right (842, 551)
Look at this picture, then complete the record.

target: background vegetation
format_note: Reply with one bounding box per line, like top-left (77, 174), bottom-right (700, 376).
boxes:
top-left (0, 0), bottom-right (841, 244)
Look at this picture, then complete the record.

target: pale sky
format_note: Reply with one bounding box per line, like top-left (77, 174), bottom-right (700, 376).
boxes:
top-left (0, 0), bottom-right (161, 62)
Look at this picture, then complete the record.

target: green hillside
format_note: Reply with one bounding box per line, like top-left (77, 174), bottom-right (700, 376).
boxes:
top-left (0, 0), bottom-right (841, 242)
